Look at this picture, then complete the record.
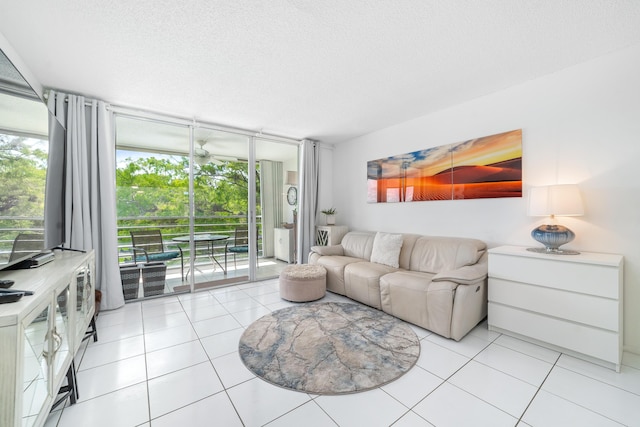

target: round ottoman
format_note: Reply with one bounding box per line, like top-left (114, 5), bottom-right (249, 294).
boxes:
top-left (279, 264), bottom-right (327, 302)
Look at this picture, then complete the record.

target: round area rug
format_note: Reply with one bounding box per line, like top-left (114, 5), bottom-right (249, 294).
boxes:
top-left (239, 302), bottom-right (420, 395)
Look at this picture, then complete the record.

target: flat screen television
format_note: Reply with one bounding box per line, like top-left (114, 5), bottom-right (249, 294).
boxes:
top-left (0, 49), bottom-right (66, 272)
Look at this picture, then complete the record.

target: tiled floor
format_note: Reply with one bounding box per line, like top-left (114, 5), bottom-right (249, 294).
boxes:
top-left (46, 279), bottom-right (640, 427)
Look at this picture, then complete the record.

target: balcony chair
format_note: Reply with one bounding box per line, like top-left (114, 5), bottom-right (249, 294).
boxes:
top-left (224, 226), bottom-right (259, 271)
top-left (129, 229), bottom-right (184, 280)
top-left (9, 233), bottom-right (44, 262)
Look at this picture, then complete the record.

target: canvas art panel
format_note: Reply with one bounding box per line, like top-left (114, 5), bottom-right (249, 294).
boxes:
top-left (367, 129), bottom-right (522, 203)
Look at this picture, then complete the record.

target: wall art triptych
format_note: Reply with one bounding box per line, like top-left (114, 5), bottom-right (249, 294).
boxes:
top-left (366, 129), bottom-right (522, 203)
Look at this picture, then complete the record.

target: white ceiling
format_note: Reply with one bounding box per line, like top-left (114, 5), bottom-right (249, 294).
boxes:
top-left (1, 0), bottom-right (640, 144)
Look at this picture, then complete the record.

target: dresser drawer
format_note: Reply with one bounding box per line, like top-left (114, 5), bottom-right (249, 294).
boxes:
top-left (489, 252), bottom-right (620, 299)
top-left (488, 278), bottom-right (619, 331)
top-left (489, 303), bottom-right (620, 364)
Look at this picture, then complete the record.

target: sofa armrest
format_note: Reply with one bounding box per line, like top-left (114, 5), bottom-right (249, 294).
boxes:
top-left (432, 262), bottom-right (487, 285)
top-left (310, 245), bottom-right (344, 256)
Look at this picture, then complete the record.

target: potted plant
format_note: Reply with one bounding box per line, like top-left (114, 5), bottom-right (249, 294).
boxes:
top-left (321, 207), bottom-right (337, 225)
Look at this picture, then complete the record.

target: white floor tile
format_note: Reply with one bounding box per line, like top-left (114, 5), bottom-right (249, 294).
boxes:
top-left (448, 360), bottom-right (537, 418)
top-left (231, 305), bottom-right (271, 326)
top-left (144, 324), bottom-right (198, 352)
top-left (96, 302), bottom-right (142, 328)
top-left (392, 411), bottom-right (435, 427)
top-left (493, 334), bottom-right (561, 364)
top-left (211, 288), bottom-right (251, 303)
top-left (183, 303), bottom-right (229, 322)
top-left (542, 366), bottom-right (640, 426)
top-left (468, 320), bottom-right (501, 342)
top-left (151, 391), bottom-right (243, 427)
top-left (381, 365), bottom-right (443, 407)
top-left (141, 300), bottom-right (184, 320)
top-left (265, 400), bottom-right (338, 427)
top-left (79, 335), bottom-right (145, 371)
top-left (556, 354), bottom-right (640, 394)
top-left (474, 342), bottom-right (554, 386)
top-left (265, 300), bottom-right (298, 311)
top-left (413, 382), bottom-right (517, 427)
top-left (146, 340), bottom-right (209, 379)
top-left (52, 282), bottom-right (640, 427)
top-left (58, 383), bottom-right (149, 427)
top-left (223, 297), bottom-right (265, 313)
top-left (227, 377), bottom-right (311, 427)
top-left (315, 388), bottom-right (409, 427)
top-left (200, 327), bottom-right (245, 359)
top-left (95, 319), bottom-right (144, 344)
top-left (522, 390), bottom-right (624, 427)
top-left (192, 313), bottom-right (242, 338)
top-left (253, 291), bottom-right (288, 305)
top-left (76, 354), bottom-right (147, 401)
top-left (143, 310), bottom-right (191, 333)
top-left (409, 324), bottom-right (433, 340)
top-left (211, 351), bottom-right (255, 388)
top-left (416, 339), bottom-right (470, 379)
top-left (426, 331), bottom-right (490, 359)
top-left (148, 362), bottom-right (224, 419)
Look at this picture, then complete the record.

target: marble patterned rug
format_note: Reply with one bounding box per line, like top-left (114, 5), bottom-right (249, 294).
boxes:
top-left (239, 302), bottom-right (420, 394)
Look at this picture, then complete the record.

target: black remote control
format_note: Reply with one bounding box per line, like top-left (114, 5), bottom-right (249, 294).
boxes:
top-left (0, 279), bottom-right (14, 288)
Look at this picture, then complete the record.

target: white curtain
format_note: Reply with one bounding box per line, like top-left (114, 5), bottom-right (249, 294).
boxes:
top-left (297, 139), bottom-right (319, 263)
top-left (259, 160), bottom-right (283, 257)
top-left (48, 91), bottom-right (124, 311)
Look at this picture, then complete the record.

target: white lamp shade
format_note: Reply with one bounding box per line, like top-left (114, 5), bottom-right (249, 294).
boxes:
top-left (528, 184), bottom-right (584, 217)
top-left (286, 171), bottom-right (298, 186)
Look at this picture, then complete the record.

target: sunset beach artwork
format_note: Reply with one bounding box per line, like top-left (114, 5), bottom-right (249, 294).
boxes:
top-left (367, 129), bottom-right (522, 203)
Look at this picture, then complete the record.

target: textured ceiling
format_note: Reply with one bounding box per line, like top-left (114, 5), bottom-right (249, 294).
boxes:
top-left (1, 0), bottom-right (640, 144)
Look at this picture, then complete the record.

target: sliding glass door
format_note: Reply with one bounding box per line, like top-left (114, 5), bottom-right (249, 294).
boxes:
top-left (190, 127), bottom-right (250, 290)
top-left (115, 114), bottom-right (300, 300)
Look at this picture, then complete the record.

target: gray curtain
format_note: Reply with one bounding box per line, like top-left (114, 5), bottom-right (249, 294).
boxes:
top-left (47, 90), bottom-right (124, 311)
top-left (297, 139), bottom-right (319, 263)
top-left (259, 160), bottom-right (283, 257)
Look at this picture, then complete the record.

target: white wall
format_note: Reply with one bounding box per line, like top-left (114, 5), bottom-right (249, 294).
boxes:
top-left (330, 43), bottom-right (640, 356)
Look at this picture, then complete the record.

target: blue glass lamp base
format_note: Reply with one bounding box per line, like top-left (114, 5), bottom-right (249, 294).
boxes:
top-left (528, 224), bottom-right (580, 255)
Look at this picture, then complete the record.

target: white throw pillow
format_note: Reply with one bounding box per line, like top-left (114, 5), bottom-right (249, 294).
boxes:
top-left (370, 232), bottom-right (403, 268)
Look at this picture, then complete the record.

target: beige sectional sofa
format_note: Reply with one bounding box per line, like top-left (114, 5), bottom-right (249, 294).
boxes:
top-left (308, 231), bottom-right (488, 341)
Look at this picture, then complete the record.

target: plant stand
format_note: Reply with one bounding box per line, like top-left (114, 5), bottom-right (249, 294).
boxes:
top-left (119, 264), bottom-right (141, 301)
top-left (141, 262), bottom-right (167, 297)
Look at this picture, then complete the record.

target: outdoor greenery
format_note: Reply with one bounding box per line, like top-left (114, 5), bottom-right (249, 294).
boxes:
top-left (0, 134), bottom-right (47, 261)
top-left (115, 151), bottom-right (261, 242)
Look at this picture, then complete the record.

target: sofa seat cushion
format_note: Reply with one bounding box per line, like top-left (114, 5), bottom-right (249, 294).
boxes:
top-left (344, 261), bottom-right (399, 309)
top-left (313, 255), bottom-right (365, 295)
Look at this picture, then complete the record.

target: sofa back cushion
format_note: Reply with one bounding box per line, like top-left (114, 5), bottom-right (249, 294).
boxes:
top-left (341, 232), bottom-right (375, 259)
top-left (410, 237), bottom-right (486, 273)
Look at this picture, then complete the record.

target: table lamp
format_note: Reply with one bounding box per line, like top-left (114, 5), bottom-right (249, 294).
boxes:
top-left (527, 184), bottom-right (584, 255)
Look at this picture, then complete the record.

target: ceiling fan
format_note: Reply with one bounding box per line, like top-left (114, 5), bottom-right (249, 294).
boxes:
top-left (194, 140), bottom-right (237, 166)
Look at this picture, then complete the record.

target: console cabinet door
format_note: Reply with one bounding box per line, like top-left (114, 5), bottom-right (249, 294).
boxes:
top-left (21, 303), bottom-right (52, 427)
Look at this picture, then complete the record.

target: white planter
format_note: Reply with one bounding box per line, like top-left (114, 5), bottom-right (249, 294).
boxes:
top-left (326, 214), bottom-right (336, 225)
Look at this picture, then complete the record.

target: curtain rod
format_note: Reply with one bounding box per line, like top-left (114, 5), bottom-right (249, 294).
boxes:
top-left (44, 89), bottom-right (305, 145)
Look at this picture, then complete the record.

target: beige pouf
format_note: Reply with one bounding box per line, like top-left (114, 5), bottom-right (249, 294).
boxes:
top-left (279, 264), bottom-right (327, 302)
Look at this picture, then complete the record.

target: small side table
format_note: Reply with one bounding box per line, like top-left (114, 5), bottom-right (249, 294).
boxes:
top-left (315, 225), bottom-right (348, 246)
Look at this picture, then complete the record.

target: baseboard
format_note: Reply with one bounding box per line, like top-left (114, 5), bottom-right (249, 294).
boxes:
top-left (622, 350), bottom-right (640, 369)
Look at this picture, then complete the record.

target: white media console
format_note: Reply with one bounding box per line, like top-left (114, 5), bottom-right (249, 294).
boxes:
top-left (0, 250), bottom-right (96, 427)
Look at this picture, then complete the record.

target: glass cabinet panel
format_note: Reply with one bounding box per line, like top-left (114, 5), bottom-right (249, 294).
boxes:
top-left (75, 266), bottom-right (93, 337)
top-left (22, 305), bottom-right (50, 427)
top-left (52, 285), bottom-right (71, 378)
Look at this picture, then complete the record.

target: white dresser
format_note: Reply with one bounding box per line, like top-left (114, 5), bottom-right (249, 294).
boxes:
top-left (488, 245), bottom-right (623, 371)
top-left (315, 225), bottom-right (348, 246)
top-left (0, 250), bottom-right (96, 427)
